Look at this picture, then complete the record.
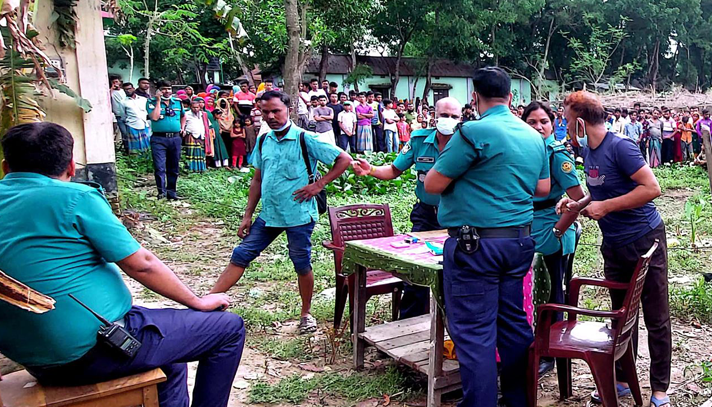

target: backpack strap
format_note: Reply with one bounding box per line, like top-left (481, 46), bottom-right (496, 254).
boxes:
top-left (299, 132), bottom-right (314, 183)
top-left (258, 134), bottom-right (266, 152)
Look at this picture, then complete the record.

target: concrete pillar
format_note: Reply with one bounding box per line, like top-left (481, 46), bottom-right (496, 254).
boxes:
top-left (34, 0), bottom-right (117, 194)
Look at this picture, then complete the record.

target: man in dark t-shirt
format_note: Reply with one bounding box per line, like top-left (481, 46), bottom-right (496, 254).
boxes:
top-left (561, 91), bottom-right (671, 407)
top-left (327, 93), bottom-right (344, 140)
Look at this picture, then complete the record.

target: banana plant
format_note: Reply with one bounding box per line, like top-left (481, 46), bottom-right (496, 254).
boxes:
top-left (684, 195), bottom-right (707, 247)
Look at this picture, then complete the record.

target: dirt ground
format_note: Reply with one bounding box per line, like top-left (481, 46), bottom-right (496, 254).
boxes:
top-left (123, 186), bottom-right (712, 407)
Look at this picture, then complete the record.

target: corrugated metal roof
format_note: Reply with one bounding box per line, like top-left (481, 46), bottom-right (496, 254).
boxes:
top-left (304, 55), bottom-right (475, 78)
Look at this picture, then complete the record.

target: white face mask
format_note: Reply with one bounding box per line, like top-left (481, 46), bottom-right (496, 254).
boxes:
top-left (436, 117), bottom-right (459, 136)
top-left (575, 119), bottom-right (588, 148)
top-left (274, 120), bottom-right (292, 132)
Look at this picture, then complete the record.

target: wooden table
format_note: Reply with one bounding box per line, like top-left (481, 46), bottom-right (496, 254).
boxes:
top-left (343, 231), bottom-right (458, 407)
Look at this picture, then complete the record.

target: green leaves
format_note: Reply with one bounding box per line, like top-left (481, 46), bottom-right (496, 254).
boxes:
top-left (48, 79), bottom-right (92, 113)
top-left (323, 153), bottom-right (416, 199)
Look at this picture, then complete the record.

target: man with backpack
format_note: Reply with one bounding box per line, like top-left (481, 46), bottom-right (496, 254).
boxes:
top-left (211, 90), bottom-right (351, 334)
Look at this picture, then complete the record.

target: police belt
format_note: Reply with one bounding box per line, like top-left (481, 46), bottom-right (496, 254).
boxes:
top-left (533, 199), bottom-right (557, 211)
top-left (447, 225), bottom-right (530, 239)
top-left (415, 201), bottom-right (438, 213)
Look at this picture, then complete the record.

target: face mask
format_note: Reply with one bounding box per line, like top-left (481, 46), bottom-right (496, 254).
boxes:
top-left (274, 120), bottom-right (291, 132)
top-left (436, 117), bottom-right (459, 136)
top-left (575, 119), bottom-right (588, 148)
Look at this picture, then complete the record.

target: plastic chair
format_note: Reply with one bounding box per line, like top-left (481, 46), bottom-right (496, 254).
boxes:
top-left (322, 204), bottom-right (404, 330)
top-left (527, 240), bottom-right (659, 407)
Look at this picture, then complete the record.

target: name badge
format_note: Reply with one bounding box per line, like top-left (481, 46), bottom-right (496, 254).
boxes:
top-left (416, 156), bottom-right (435, 163)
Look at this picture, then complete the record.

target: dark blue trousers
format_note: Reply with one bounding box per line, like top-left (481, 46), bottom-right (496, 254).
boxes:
top-left (338, 133), bottom-right (356, 153)
top-left (28, 306), bottom-right (245, 407)
top-left (399, 202), bottom-right (441, 319)
top-left (151, 134), bottom-right (182, 197)
top-left (373, 124), bottom-right (386, 153)
top-left (543, 250), bottom-right (568, 322)
top-left (443, 234), bottom-right (535, 407)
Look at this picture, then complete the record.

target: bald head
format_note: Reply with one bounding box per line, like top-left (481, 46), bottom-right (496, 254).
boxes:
top-left (435, 97), bottom-right (462, 120)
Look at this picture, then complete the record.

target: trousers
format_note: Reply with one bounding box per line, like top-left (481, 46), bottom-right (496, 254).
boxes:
top-left (373, 124), bottom-right (386, 152)
top-left (385, 130), bottom-right (399, 153)
top-left (150, 134), bottom-right (182, 197)
top-left (399, 202), bottom-right (441, 319)
top-left (443, 233), bottom-right (535, 407)
top-left (27, 306), bottom-right (246, 407)
top-left (601, 222), bottom-right (671, 392)
top-left (543, 250), bottom-right (568, 322)
top-left (338, 132), bottom-right (356, 153)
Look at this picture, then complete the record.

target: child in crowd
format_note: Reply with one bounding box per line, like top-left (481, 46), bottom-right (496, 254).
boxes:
top-left (231, 120), bottom-right (246, 169)
top-left (396, 114), bottom-right (410, 150)
top-left (411, 115), bottom-right (424, 131)
top-left (243, 117), bottom-right (257, 163)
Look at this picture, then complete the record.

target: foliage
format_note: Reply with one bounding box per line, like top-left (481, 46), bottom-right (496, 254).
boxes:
top-left (342, 64), bottom-right (373, 91)
top-left (248, 367), bottom-right (417, 404)
top-left (324, 153), bottom-right (416, 197)
top-left (565, 14), bottom-right (628, 86)
top-left (702, 360), bottom-right (712, 383)
top-left (684, 195), bottom-right (707, 246)
top-left (51, 0), bottom-right (79, 49)
top-left (670, 277), bottom-right (712, 324)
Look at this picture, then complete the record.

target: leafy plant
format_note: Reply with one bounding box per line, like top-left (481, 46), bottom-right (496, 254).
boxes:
top-left (51, 0), bottom-right (79, 49)
top-left (702, 360), bottom-right (712, 383)
top-left (670, 277), bottom-right (712, 324)
top-left (343, 64), bottom-right (373, 92)
top-left (684, 195), bottom-right (707, 247)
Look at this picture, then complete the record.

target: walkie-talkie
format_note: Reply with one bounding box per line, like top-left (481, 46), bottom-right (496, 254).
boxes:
top-left (69, 294), bottom-right (142, 358)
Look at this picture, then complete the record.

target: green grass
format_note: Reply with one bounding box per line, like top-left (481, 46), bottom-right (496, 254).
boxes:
top-left (670, 277), bottom-right (712, 323)
top-left (654, 164), bottom-right (711, 192)
top-left (248, 366), bottom-right (420, 404)
top-left (251, 335), bottom-right (317, 361)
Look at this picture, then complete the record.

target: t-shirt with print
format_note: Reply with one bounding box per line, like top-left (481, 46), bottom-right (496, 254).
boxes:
top-left (356, 103), bottom-right (373, 126)
top-left (338, 111), bottom-right (357, 135)
top-left (382, 109), bottom-right (399, 132)
top-left (582, 132), bottom-right (662, 245)
top-left (313, 106), bottom-right (334, 133)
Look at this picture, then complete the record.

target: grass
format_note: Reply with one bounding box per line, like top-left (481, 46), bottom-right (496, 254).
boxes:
top-left (248, 366), bottom-right (420, 404)
top-left (251, 335), bottom-right (317, 361)
top-left (670, 277), bottom-right (712, 323)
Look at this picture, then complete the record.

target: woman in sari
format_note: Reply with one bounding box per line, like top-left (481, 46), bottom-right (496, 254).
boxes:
top-left (197, 97), bottom-right (229, 168)
top-left (217, 98), bottom-right (235, 161)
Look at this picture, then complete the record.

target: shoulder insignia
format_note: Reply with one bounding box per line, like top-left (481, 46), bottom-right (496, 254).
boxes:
top-left (401, 142), bottom-right (412, 154)
top-left (551, 141), bottom-right (567, 152)
top-left (561, 161), bottom-right (573, 174)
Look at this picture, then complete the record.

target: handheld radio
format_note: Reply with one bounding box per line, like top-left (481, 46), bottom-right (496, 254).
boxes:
top-left (69, 294), bottom-right (142, 358)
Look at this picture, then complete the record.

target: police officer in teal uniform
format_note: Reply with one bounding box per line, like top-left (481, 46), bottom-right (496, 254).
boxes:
top-left (424, 67), bottom-right (550, 407)
top-left (522, 101), bottom-right (585, 376)
top-left (352, 97), bottom-right (462, 319)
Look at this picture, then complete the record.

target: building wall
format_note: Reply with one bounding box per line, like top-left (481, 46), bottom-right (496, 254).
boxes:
top-left (36, 0), bottom-right (117, 193)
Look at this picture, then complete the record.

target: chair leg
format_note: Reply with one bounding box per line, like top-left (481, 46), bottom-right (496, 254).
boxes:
top-left (587, 354), bottom-right (619, 407)
top-left (527, 346), bottom-right (540, 407)
top-left (620, 346), bottom-right (643, 406)
top-left (347, 278), bottom-right (356, 333)
top-left (391, 286), bottom-right (402, 321)
top-left (334, 275), bottom-right (348, 330)
top-left (556, 357), bottom-right (573, 400)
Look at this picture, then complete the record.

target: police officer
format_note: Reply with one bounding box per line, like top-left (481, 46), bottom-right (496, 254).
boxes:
top-left (352, 97), bottom-right (462, 320)
top-left (147, 80), bottom-right (186, 200)
top-left (424, 67), bottom-right (550, 407)
top-left (521, 101), bottom-right (585, 376)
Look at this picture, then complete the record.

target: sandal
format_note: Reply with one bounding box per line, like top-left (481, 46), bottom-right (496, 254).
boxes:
top-left (590, 383), bottom-right (632, 404)
top-left (299, 315), bottom-right (317, 335)
top-left (650, 395), bottom-right (671, 407)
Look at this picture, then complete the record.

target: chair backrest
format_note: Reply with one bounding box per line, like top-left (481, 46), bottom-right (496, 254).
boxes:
top-left (613, 240), bottom-right (659, 354)
top-left (327, 204), bottom-right (394, 273)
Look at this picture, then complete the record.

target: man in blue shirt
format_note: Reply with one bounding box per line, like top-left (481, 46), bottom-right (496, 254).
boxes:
top-left (424, 67), bottom-right (550, 407)
top-left (147, 80), bottom-right (186, 200)
top-left (0, 123), bottom-right (244, 407)
top-left (554, 106), bottom-right (568, 141)
top-left (352, 97), bottom-right (462, 320)
top-left (560, 91), bottom-right (671, 407)
top-left (211, 91), bottom-right (351, 334)
top-left (624, 110), bottom-right (644, 142)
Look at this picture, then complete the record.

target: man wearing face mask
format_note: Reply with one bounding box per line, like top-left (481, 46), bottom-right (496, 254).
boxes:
top-left (559, 91), bottom-right (670, 407)
top-left (351, 97), bottom-right (462, 320)
top-left (423, 67), bottom-right (550, 407)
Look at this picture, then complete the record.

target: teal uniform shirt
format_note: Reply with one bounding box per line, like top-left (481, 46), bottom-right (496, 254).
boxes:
top-left (433, 105), bottom-right (549, 228)
top-left (146, 96), bottom-right (185, 133)
top-left (392, 128), bottom-right (441, 206)
top-left (251, 124), bottom-right (342, 228)
top-left (0, 173), bottom-right (139, 366)
top-left (532, 136), bottom-right (580, 256)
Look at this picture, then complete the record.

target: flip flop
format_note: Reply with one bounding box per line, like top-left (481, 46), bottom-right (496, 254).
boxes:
top-left (590, 383), bottom-right (632, 404)
top-left (651, 395), bottom-right (671, 407)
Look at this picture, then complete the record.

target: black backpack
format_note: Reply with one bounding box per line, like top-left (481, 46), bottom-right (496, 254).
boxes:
top-left (259, 132), bottom-right (328, 214)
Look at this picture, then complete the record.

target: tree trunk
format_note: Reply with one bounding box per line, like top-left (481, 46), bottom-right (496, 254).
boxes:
top-left (318, 42), bottom-right (329, 83)
top-left (283, 0), bottom-right (301, 119)
top-left (411, 75), bottom-right (420, 101)
top-left (144, 25), bottom-right (152, 79)
top-left (648, 39), bottom-right (660, 93)
top-left (422, 60), bottom-right (433, 103)
top-left (392, 43), bottom-right (406, 100)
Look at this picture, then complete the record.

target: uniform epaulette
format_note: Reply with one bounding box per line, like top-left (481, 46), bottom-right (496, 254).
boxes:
top-left (551, 141), bottom-right (567, 153)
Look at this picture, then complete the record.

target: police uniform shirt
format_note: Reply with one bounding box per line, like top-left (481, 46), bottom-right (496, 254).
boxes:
top-left (532, 135), bottom-right (580, 256)
top-left (433, 104), bottom-right (549, 228)
top-left (393, 128), bottom-right (441, 206)
top-left (146, 97), bottom-right (185, 133)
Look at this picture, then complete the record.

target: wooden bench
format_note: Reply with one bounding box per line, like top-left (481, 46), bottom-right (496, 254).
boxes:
top-left (0, 368), bottom-right (166, 407)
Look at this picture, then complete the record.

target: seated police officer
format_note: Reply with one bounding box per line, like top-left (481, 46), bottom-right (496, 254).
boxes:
top-left (351, 97), bottom-right (462, 319)
top-left (0, 123), bottom-right (245, 407)
top-left (424, 67), bottom-right (550, 407)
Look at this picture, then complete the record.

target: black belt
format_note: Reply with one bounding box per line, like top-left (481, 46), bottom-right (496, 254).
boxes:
top-left (416, 201), bottom-right (438, 212)
top-left (533, 199), bottom-right (557, 211)
top-left (447, 225), bottom-right (530, 239)
top-left (152, 132), bottom-right (181, 138)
